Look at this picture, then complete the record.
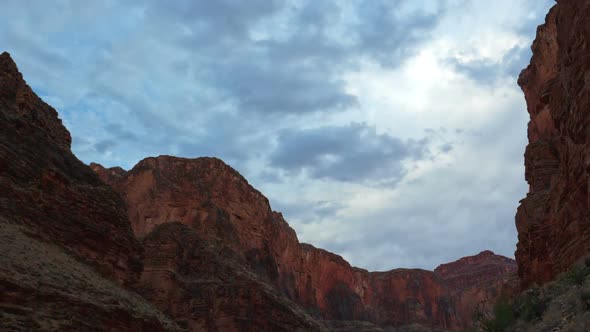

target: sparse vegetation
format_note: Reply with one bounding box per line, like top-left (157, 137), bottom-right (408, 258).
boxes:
top-left (512, 288), bottom-right (546, 322)
top-left (471, 259), bottom-right (590, 332)
top-left (472, 300), bottom-right (514, 332)
top-left (563, 264), bottom-right (590, 286)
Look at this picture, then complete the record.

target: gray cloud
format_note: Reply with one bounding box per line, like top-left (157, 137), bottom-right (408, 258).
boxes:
top-left (142, 0), bottom-right (448, 116)
top-left (94, 139), bottom-right (116, 153)
top-left (449, 45), bottom-right (533, 84)
top-left (270, 123), bottom-right (429, 183)
top-left (213, 60), bottom-right (358, 115)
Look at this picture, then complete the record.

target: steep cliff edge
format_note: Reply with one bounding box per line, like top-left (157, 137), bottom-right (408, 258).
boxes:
top-left (0, 52), bottom-right (180, 330)
top-left (93, 157), bottom-right (515, 329)
top-left (516, 1), bottom-right (590, 289)
top-left (0, 52), bottom-right (141, 285)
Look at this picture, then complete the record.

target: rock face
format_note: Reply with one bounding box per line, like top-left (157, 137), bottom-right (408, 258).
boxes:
top-left (138, 222), bottom-right (325, 332)
top-left (94, 156), bottom-right (515, 329)
top-left (0, 51), bottom-right (142, 284)
top-left (0, 52), bottom-right (178, 330)
top-left (0, 223), bottom-right (180, 331)
top-left (435, 250), bottom-right (517, 294)
top-left (435, 251), bottom-right (518, 326)
top-left (516, 0), bottom-right (590, 289)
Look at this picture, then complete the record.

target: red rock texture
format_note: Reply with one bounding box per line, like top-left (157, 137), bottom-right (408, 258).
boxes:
top-left (94, 156), bottom-right (467, 329)
top-left (516, 0), bottom-right (590, 289)
top-left (0, 51), bottom-right (141, 285)
top-left (0, 223), bottom-right (180, 331)
top-left (0, 52), bottom-right (179, 330)
top-left (435, 250), bottom-right (517, 294)
top-left (435, 251), bottom-right (518, 327)
top-left (138, 222), bottom-right (325, 332)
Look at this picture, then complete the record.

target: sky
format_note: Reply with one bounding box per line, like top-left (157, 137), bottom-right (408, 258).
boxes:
top-left (1, 0), bottom-right (555, 271)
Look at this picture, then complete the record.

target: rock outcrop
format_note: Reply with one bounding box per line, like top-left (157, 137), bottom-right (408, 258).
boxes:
top-left (516, 0), bottom-right (590, 289)
top-left (435, 251), bottom-right (518, 327)
top-left (93, 156), bottom-right (515, 329)
top-left (0, 52), bottom-right (179, 330)
top-left (435, 250), bottom-right (517, 294)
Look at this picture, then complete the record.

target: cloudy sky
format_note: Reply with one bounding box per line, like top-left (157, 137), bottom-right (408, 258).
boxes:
top-left (1, 0), bottom-right (554, 270)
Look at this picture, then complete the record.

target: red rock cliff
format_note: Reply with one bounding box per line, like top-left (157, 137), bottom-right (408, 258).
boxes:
top-left (435, 250), bottom-right (517, 294)
top-left (516, 0), bottom-right (590, 289)
top-left (0, 52), bottom-right (179, 331)
top-left (138, 222), bottom-right (325, 332)
top-left (435, 251), bottom-right (518, 327)
top-left (94, 156), bottom-right (502, 329)
top-left (0, 52), bottom-right (141, 285)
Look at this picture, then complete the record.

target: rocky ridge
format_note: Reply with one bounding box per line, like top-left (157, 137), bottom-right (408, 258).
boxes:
top-left (93, 156), bottom-right (516, 329)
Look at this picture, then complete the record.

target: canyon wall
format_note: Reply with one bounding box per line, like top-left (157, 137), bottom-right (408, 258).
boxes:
top-left (0, 52), bottom-right (180, 330)
top-left (0, 52), bottom-right (141, 285)
top-left (516, 0), bottom-right (590, 289)
top-left (435, 251), bottom-right (518, 326)
top-left (93, 156), bottom-right (515, 329)
top-left (137, 222), bottom-right (324, 331)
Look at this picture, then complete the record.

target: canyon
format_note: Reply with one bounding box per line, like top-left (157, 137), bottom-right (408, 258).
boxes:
top-left (2, 0), bottom-right (590, 330)
top-left (0, 49), bottom-right (514, 330)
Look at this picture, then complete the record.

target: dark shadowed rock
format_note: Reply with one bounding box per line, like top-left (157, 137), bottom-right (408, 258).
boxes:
top-left (516, 0), bottom-right (590, 289)
top-left (0, 52), bottom-right (142, 285)
top-left (0, 52), bottom-right (178, 331)
top-left (138, 222), bottom-right (325, 331)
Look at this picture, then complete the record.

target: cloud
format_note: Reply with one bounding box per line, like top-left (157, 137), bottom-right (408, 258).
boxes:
top-left (269, 123), bottom-right (430, 183)
top-left (448, 45), bottom-right (533, 84)
top-left (213, 60), bottom-right (358, 115)
top-left (94, 139), bottom-right (116, 153)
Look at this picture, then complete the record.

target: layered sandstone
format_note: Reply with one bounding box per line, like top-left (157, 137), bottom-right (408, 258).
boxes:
top-left (138, 222), bottom-right (325, 331)
top-left (0, 52), bottom-right (178, 330)
top-left (435, 250), bottom-right (517, 294)
top-left (0, 223), bottom-right (180, 331)
top-left (516, 0), bottom-right (590, 288)
top-left (435, 251), bottom-right (518, 326)
top-left (94, 156), bottom-right (515, 329)
top-left (0, 51), bottom-right (143, 284)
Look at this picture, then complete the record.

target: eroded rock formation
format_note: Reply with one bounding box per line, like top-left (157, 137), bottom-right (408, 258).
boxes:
top-left (138, 222), bottom-right (324, 331)
top-left (516, 0), bottom-right (590, 289)
top-left (435, 250), bottom-right (517, 294)
top-left (0, 52), bottom-right (179, 330)
top-left (93, 156), bottom-right (515, 329)
top-left (435, 251), bottom-right (518, 326)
